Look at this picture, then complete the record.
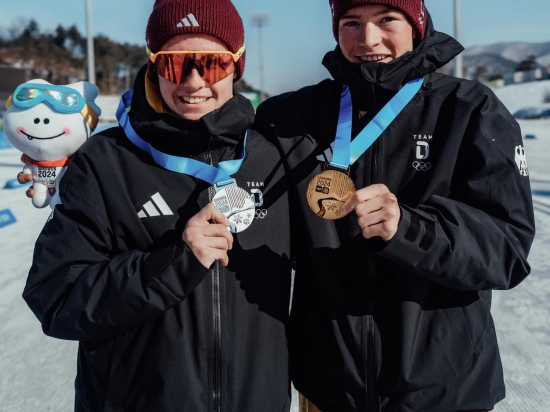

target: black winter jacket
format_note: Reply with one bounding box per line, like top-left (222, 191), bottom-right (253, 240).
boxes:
top-left (255, 17), bottom-right (535, 412)
top-left (23, 67), bottom-right (292, 412)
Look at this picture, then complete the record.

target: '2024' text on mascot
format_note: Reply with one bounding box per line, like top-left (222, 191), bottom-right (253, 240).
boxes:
top-left (4, 79), bottom-right (101, 208)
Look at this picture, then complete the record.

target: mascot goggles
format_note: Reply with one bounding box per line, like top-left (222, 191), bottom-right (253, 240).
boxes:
top-left (10, 83), bottom-right (86, 113)
top-left (147, 45), bottom-right (245, 85)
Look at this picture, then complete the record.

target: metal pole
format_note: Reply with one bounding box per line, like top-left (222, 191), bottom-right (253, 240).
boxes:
top-left (86, 0), bottom-right (96, 84)
top-left (453, 0), bottom-right (463, 78)
top-left (251, 13), bottom-right (269, 102)
top-left (258, 23), bottom-right (265, 102)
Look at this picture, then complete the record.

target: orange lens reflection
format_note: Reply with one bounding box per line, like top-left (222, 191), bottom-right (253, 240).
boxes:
top-left (154, 53), bottom-right (235, 85)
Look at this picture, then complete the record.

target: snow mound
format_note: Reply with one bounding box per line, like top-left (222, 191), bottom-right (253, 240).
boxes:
top-left (96, 95), bottom-right (121, 123)
top-left (493, 79), bottom-right (550, 113)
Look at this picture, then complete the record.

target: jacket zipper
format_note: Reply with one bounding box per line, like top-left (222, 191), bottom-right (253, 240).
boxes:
top-left (354, 96), bottom-right (380, 411)
top-left (206, 144), bottom-right (222, 412)
top-left (366, 141), bottom-right (379, 411)
top-left (366, 270), bottom-right (377, 411)
top-left (212, 245), bottom-right (221, 412)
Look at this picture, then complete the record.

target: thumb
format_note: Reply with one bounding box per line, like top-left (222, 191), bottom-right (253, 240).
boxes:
top-left (206, 202), bottom-right (231, 226)
top-left (339, 196), bottom-right (355, 216)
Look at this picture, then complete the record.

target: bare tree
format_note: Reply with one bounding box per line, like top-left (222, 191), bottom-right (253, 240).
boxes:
top-left (6, 18), bottom-right (28, 41)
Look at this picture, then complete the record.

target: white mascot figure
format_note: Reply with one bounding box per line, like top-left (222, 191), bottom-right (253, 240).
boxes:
top-left (4, 79), bottom-right (101, 208)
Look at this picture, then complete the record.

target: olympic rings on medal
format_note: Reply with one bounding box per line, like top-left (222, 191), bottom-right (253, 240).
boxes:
top-left (255, 209), bottom-right (268, 219)
top-left (412, 161), bottom-right (431, 172)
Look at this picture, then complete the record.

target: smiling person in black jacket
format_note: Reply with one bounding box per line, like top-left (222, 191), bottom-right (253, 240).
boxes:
top-left (255, 0), bottom-right (535, 411)
top-left (21, 1), bottom-right (292, 411)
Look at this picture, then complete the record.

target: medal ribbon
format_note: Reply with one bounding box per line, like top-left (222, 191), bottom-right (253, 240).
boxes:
top-left (116, 89), bottom-right (246, 188)
top-left (330, 77), bottom-right (424, 170)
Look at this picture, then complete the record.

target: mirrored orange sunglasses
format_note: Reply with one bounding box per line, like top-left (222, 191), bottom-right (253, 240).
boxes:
top-left (147, 45), bottom-right (245, 85)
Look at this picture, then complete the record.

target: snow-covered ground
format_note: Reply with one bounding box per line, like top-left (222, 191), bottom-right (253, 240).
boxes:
top-left (1, 80), bottom-right (549, 411)
top-left (95, 95), bottom-right (120, 123)
top-left (493, 79), bottom-right (550, 114)
top-left (491, 126), bottom-right (550, 411)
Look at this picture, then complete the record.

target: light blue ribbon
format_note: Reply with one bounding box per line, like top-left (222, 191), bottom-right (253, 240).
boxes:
top-left (330, 77), bottom-right (424, 170)
top-left (116, 89), bottom-right (246, 188)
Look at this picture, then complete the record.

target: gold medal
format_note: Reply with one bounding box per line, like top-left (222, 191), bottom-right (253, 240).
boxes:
top-left (306, 168), bottom-right (356, 220)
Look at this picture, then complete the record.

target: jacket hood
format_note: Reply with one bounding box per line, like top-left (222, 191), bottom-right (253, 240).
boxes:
top-left (128, 65), bottom-right (255, 157)
top-left (323, 13), bottom-right (464, 93)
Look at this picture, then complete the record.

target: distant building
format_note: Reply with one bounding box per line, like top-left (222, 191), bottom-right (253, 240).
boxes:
top-left (499, 67), bottom-right (549, 86)
top-left (502, 56), bottom-right (550, 85)
top-left (485, 75), bottom-right (505, 88)
top-left (513, 67), bottom-right (548, 83)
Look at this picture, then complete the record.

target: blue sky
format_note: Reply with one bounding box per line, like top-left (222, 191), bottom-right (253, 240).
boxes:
top-left (1, 0), bottom-right (549, 95)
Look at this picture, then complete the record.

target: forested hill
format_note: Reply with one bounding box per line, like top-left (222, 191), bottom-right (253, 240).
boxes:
top-left (0, 19), bottom-right (257, 95)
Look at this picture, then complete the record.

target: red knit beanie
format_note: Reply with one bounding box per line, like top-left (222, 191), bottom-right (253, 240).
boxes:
top-left (329, 0), bottom-right (427, 42)
top-left (146, 0), bottom-right (246, 81)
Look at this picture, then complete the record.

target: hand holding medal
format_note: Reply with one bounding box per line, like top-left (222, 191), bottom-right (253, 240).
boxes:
top-left (183, 203), bottom-right (234, 268)
top-left (339, 184), bottom-right (400, 242)
top-left (307, 78), bottom-right (423, 224)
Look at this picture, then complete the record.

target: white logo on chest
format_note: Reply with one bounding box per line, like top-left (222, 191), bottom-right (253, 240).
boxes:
top-left (247, 183), bottom-right (264, 206)
top-left (413, 135), bottom-right (432, 171)
top-left (515, 145), bottom-right (529, 176)
top-left (247, 182), bottom-right (264, 188)
top-left (137, 192), bottom-right (174, 219)
top-left (416, 141), bottom-right (430, 160)
top-left (247, 182), bottom-right (266, 217)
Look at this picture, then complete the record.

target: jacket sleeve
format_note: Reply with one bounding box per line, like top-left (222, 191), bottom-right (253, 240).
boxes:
top-left (22, 151), bottom-right (210, 342)
top-left (378, 90), bottom-right (535, 291)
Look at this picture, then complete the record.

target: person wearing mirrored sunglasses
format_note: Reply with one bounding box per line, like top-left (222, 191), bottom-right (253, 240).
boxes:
top-left (255, 0), bottom-right (535, 411)
top-left (21, 1), bottom-right (293, 411)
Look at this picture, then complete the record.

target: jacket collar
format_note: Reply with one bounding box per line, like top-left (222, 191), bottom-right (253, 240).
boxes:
top-left (128, 65), bottom-right (255, 157)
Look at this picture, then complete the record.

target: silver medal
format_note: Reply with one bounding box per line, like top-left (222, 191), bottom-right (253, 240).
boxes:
top-left (212, 186), bottom-right (256, 233)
